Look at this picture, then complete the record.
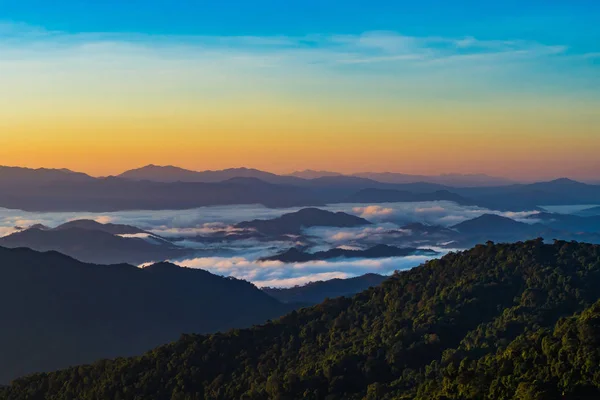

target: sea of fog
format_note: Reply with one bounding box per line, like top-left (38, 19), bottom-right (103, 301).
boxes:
top-left (0, 201), bottom-right (543, 287)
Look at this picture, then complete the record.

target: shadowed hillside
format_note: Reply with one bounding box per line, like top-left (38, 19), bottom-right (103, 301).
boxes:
top-left (0, 247), bottom-right (291, 384)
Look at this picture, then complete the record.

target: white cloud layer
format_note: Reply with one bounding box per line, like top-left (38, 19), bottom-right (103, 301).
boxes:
top-left (172, 255), bottom-right (437, 288)
top-left (0, 201), bottom-right (541, 286)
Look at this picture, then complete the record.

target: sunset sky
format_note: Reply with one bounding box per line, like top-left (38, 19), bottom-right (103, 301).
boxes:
top-left (1, 1), bottom-right (599, 180)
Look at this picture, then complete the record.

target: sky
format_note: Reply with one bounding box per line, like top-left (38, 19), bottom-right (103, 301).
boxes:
top-left (0, 1), bottom-right (599, 180)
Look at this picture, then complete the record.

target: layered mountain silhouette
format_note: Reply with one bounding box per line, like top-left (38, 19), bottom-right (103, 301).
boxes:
top-left (528, 211), bottom-right (600, 232)
top-left (450, 214), bottom-right (548, 246)
top-left (346, 188), bottom-right (474, 205)
top-left (353, 171), bottom-right (515, 187)
top-left (120, 166), bottom-right (515, 187)
top-left (260, 244), bottom-right (437, 263)
top-left (263, 273), bottom-right (387, 304)
top-left (8, 241), bottom-right (600, 399)
top-left (288, 169), bottom-right (343, 179)
top-left (0, 220), bottom-right (188, 265)
top-left (51, 219), bottom-right (150, 235)
top-left (0, 169), bottom-right (322, 211)
top-left (452, 214), bottom-right (542, 236)
top-left (1, 166), bottom-right (599, 213)
top-left (577, 205), bottom-right (600, 216)
top-left (458, 178), bottom-right (600, 210)
top-left (236, 208), bottom-right (371, 235)
top-left (0, 246), bottom-right (292, 384)
top-left (118, 165), bottom-right (305, 185)
top-left (0, 166), bottom-right (94, 184)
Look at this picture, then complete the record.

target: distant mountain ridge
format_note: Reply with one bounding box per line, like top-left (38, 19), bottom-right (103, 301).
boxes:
top-left (260, 244), bottom-right (438, 263)
top-left (0, 165), bottom-right (599, 213)
top-left (0, 220), bottom-right (188, 265)
top-left (288, 170), bottom-right (343, 179)
top-left (119, 165), bottom-right (517, 187)
top-left (236, 208), bottom-right (372, 235)
top-left (118, 165), bottom-right (304, 185)
top-left (353, 171), bottom-right (516, 187)
top-left (0, 165), bottom-right (94, 184)
top-left (346, 188), bottom-right (475, 205)
top-left (263, 273), bottom-right (387, 304)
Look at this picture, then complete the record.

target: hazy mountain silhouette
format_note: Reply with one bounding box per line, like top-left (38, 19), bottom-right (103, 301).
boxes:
top-left (236, 208), bottom-right (371, 235)
top-left (263, 273), bottom-right (387, 304)
top-left (288, 169), bottom-right (343, 179)
top-left (0, 176), bottom-right (322, 211)
top-left (452, 214), bottom-right (542, 235)
top-left (346, 188), bottom-right (475, 205)
top-left (577, 205), bottom-right (600, 217)
top-left (0, 246), bottom-right (291, 383)
top-left (526, 212), bottom-right (600, 232)
top-left (118, 165), bottom-right (305, 185)
top-left (457, 178), bottom-right (600, 210)
top-left (353, 172), bottom-right (515, 187)
top-left (119, 166), bottom-right (514, 188)
top-left (449, 214), bottom-right (551, 246)
top-left (0, 221), bottom-right (188, 265)
top-left (259, 244), bottom-right (437, 263)
top-left (1, 165), bottom-right (598, 213)
top-left (52, 219), bottom-right (151, 235)
top-left (0, 166), bottom-right (94, 184)
top-left (401, 222), bottom-right (457, 236)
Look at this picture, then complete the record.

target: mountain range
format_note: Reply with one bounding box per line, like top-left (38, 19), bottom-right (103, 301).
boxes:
top-left (4, 208), bottom-right (599, 268)
top-left (120, 165), bottom-right (516, 187)
top-left (6, 240), bottom-right (600, 399)
top-left (0, 165), bottom-right (599, 212)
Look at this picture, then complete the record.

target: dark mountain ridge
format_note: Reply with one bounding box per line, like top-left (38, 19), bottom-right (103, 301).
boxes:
top-left (0, 246), bottom-right (291, 384)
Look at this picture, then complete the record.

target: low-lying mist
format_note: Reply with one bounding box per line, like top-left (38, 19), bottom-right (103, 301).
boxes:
top-left (0, 201), bottom-right (546, 286)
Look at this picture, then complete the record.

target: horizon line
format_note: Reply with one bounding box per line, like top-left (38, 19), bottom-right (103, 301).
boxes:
top-left (0, 163), bottom-right (597, 184)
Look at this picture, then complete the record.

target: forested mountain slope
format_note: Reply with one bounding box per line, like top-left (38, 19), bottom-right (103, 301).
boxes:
top-left (4, 240), bottom-right (600, 399)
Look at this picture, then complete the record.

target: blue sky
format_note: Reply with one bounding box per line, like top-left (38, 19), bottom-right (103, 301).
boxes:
top-left (2, 1), bottom-right (599, 47)
top-left (0, 1), bottom-right (599, 179)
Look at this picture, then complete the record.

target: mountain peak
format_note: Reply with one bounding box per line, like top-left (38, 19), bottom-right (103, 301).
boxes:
top-left (547, 177), bottom-right (584, 185)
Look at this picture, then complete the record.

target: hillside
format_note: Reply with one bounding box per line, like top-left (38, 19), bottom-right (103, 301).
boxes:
top-left (0, 247), bottom-right (291, 384)
top-left (6, 240), bottom-right (600, 399)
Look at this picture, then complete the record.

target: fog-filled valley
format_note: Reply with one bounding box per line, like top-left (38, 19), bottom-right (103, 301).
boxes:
top-left (2, 193), bottom-right (598, 287)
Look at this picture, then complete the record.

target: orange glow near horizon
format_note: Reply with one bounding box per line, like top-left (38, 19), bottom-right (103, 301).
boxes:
top-left (1, 102), bottom-right (598, 181)
top-left (1, 27), bottom-right (598, 181)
